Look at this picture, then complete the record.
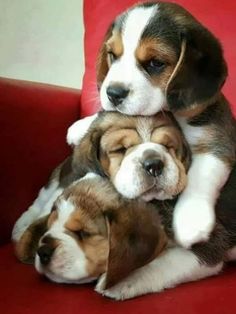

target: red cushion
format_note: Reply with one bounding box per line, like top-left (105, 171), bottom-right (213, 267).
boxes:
top-left (82, 0), bottom-right (236, 117)
top-left (0, 78), bottom-right (80, 244)
top-left (1, 243), bottom-right (236, 314)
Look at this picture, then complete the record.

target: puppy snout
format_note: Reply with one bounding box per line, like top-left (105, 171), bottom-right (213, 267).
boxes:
top-left (37, 245), bottom-right (55, 265)
top-left (106, 85), bottom-right (129, 106)
top-left (37, 235), bottom-right (58, 265)
top-left (143, 158), bottom-right (164, 177)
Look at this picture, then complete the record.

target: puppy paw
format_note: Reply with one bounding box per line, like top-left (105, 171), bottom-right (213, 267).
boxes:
top-left (95, 274), bottom-right (143, 301)
top-left (95, 273), bottom-right (107, 293)
top-left (95, 277), bottom-right (136, 301)
top-left (173, 198), bottom-right (215, 248)
top-left (66, 114), bottom-right (98, 146)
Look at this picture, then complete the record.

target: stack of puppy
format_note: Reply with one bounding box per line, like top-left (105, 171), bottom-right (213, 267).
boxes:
top-left (12, 2), bottom-right (236, 300)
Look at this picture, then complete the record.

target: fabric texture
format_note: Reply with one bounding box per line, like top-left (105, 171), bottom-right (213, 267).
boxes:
top-left (1, 243), bottom-right (236, 314)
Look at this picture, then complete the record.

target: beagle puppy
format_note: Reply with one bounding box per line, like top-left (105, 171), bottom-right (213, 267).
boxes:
top-left (12, 111), bottom-right (190, 248)
top-left (16, 174), bottom-right (166, 285)
top-left (68, 1), bottom-right (236, 248)
top-left (14, 169), bottom-right (236, 300)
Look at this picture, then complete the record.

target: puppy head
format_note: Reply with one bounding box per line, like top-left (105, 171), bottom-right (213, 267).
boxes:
top-left (34, 176), bottom-right (112, 284)
top-left (73, 112), bottom-right (190, 201)
top-left (97, 2), bottom-right (227, 115)
top-left (17, 176), bottom-right (167, 286)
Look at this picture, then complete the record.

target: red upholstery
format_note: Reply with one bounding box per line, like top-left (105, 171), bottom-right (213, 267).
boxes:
top-left (0, 78), bottom-right (80, 244)
top-left (1, 0), bottom-right (236, 313)
top-left (1, 243), bottom-right (236, 314)
top-left (82, 0), bottom-right (236, 116)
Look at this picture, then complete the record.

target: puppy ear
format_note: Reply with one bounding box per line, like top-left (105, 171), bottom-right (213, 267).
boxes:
top-left (103, 202), bottom-right (167, 289)
top-left (166, 26), bottom-right (227, 112)
top-left (15, 215), bottom-right (49, 264)
top-left (96, 23), bottom-right (114, 88)
top-left (72, 127), bottom-right (106, 178)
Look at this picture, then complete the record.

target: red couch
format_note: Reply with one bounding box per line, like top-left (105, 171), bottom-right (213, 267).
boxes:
top-left (1, 1), bottom-right (236, 313)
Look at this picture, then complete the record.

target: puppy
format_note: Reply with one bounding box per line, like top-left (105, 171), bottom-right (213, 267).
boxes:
top-left (68, 1), bottom-right (236, 248)
top-left (14, 169), bottom-right (236, 300)
top-left (16, 174), bottom-right (166, 285)
top-left (12, 111), bottom-right (190, 248)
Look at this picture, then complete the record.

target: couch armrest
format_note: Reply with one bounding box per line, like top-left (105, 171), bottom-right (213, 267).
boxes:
top-left (0, 77), bottom-right (81, 244)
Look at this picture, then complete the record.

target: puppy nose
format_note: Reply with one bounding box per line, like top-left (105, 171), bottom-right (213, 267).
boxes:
top-left (143, 159), bottom-right (164, 177)
top-left (106, 85), bottom-right (129, 106)
top-left (37, 245), bottom-right (55, 265)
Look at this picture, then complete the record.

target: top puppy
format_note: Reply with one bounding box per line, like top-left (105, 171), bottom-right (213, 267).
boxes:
top-left (82, 1), bottom-right (236, 248)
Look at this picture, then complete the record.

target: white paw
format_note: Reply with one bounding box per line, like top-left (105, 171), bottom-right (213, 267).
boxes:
top-left (173, 198), bottom-right (215, 248)
top-left (95, 273), bottom-right (107, 293)
top-left (66, 114), bottom-right (98, 146)
top-left (95, 274), bottom-right (138, 301)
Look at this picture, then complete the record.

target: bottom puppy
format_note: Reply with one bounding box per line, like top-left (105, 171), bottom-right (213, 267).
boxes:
top-left (15, 171), bottom-right (236, 300)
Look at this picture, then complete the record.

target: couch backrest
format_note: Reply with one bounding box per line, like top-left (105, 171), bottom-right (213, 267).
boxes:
top-left (0, 78), bottom-right (80, 244)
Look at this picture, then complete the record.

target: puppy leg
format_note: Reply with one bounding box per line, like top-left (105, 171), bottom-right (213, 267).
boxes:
top-left (173, 153), bottom-right (230, 248)
top-left (95, 247), bottom-right (223, 300)
top-left (12, 180), bottom-right (62, 242)
top-left (66, 113), bottom-right (98, 146)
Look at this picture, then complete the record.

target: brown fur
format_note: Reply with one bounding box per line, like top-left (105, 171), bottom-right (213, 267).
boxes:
top-left (136, 38), bottom-right (177, 90)
top-left (15, 215), bottom-right (49, 264)
top-left (73, 111), bottom-right (191, 183)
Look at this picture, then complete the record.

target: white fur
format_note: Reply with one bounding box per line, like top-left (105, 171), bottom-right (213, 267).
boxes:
top-left (100, 5), bottom-right (166, 115)
top-left (67, 113), bottom-right (98, 146)
top-left (79, 172), bottom-right (100, 181)
top-left (12, 180), bottom-right (63, 242)
top-left (95, 247), bottom-right (223, 300)
top-left (177, 117), bottom-right (206, 146)
top-left (35, 198), bottom-right (92, 284)
top-left (113, 142), bottom-right (180, 200)
top-left (174, 153), bottom-right (230, 248)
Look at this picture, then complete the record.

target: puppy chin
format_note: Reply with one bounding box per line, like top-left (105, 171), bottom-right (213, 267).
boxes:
top-left (141, 188), bottom-right (174, 202)
top-left (35, 255), bottom-right (96, 284)
top-left (101, 99), bottom-right (167, 116)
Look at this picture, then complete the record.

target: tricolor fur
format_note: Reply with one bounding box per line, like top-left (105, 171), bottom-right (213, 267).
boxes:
top-left (12, 167), bottom-right (236, 300)
top-left (12, 111), bottom-right (189, 260)
top-left (69, 1), bottom-right (236, 248)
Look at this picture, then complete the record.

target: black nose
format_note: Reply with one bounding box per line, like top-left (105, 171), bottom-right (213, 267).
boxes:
top-left (106, 85), bottom-right (129, 106)
top-left (37, 245), bottom-right (55, 265)
top-left (143, 159), bottom-right (164, 177)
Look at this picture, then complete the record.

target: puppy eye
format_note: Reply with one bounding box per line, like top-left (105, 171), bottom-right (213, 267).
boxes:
top-left (51, 205), bottom-right (57, 213)
top-left (75, 230), bottom-right (91, 241)
top-left (143, 59), bottom-right (166, 75)
top-left (107, 51), bottom-right (117, 64)
top-left (110, 147), bottom-right (127, 154)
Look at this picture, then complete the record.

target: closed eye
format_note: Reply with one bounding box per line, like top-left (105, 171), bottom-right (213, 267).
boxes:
top-left (107, 51), bottom-right (117, 64)
top-left (109, 147), bottom-right (127, 154)
top-left (75, 230), bottom-right (91, 241)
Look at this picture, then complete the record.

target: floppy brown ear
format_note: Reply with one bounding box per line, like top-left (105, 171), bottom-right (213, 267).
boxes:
top-left (96, 24), bottom-right (114, 88)
top-left (103, 202), bottom-right (167, 289)
top-left (72, 126), bottom-right (106, 178)
top-left (15, 215), bottom-right (49, 264)
top-left (166, 26), bottom-right (227, 112)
